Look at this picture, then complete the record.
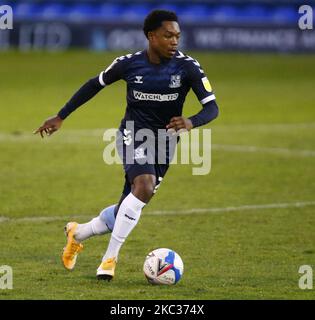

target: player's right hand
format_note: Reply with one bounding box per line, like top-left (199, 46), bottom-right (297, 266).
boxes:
top-left (33, 115), bottom-right (63, 138)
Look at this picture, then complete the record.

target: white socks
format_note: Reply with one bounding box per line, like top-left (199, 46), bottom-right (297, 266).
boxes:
top-left (102, 193), bottom-right (146, 262)
top-left (74, 204), bottom-right (116, 242)
top-left (73, 194), bottom-right (145, 263)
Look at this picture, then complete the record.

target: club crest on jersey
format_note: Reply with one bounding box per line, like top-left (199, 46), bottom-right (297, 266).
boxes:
top-left (169, 75), bottom-right (181, 88)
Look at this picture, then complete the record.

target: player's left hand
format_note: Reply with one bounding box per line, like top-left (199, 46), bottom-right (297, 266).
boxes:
top-left (33, 115), bottom-right (63, 138)
top-left (166, 116), bottom-right (193, 132)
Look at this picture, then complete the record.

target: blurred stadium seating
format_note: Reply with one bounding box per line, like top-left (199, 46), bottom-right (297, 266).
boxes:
top-left (1, 0), bottom-right (313, 25)
top-left (1, 1), bottom-right (314, 52)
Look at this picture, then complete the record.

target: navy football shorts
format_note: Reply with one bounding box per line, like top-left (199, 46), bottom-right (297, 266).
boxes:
top-left (116, 128), bottom-right (174, 196)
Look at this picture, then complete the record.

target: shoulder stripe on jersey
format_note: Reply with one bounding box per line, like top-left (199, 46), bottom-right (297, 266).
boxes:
top-left (99, 71), bottom-right (106, 87)
top-left (184, 56), bottom-right (194, 61)
top-left (200, 94), bottom-right (215, 105)
top-left (104, 52), bottom-right (138, 74)
top-left (176, 51), bottom-right (204, 74)
top-left (176, 51), bottom-right (185, 58)
top-left (105, 59), bottom-right (118, 73)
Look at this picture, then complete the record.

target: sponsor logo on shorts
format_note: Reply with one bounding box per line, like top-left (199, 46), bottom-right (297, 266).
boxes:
top-left (134, 147), bottom-right (146, 160)
top-left (123, 129), bottom-right (132, 146)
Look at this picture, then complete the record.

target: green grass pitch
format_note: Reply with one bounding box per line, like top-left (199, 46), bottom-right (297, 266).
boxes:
top-left (0, 51), bottom-right (315, 299)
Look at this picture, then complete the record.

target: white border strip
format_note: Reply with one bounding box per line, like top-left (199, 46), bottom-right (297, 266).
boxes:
top-left (200, 94), bottom-right (215, 105)
top-left (1, 201), bottom-right (314, 224)
top-left (98, 71), bottom-right (106, 87)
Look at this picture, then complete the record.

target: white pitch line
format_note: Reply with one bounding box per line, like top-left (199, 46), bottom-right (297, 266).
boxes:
top-left (0, 215), bottom-right (88, 224)
top-left (2, 122), bottom-right (315, 141)
top-left (147, 201), bottom-right (315, 215)
top-left (213, 122), bottom-right (315, 131)
top-left (212, 144), bottom-right (315, 157)
top-left (1, 201), bottom-right (315, 224)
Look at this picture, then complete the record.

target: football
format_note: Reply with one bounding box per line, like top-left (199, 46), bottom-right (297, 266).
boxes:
top-left (143, 248), bottom-right (184, 285)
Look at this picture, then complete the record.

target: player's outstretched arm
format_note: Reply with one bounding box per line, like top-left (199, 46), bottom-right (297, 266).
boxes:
top-left (33, 76), bottom-right (104, 138)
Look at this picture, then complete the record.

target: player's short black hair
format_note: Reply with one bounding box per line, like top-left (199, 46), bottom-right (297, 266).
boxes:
top-left (143, 10), bottom-right (178, 39)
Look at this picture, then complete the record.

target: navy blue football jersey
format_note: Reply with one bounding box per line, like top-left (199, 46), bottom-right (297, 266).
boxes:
top-left (98, 50), bottom-right (216, 132)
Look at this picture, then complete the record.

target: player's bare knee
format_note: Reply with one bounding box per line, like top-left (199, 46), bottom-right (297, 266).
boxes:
top-left (132, 175), bottom-right (156, 203)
